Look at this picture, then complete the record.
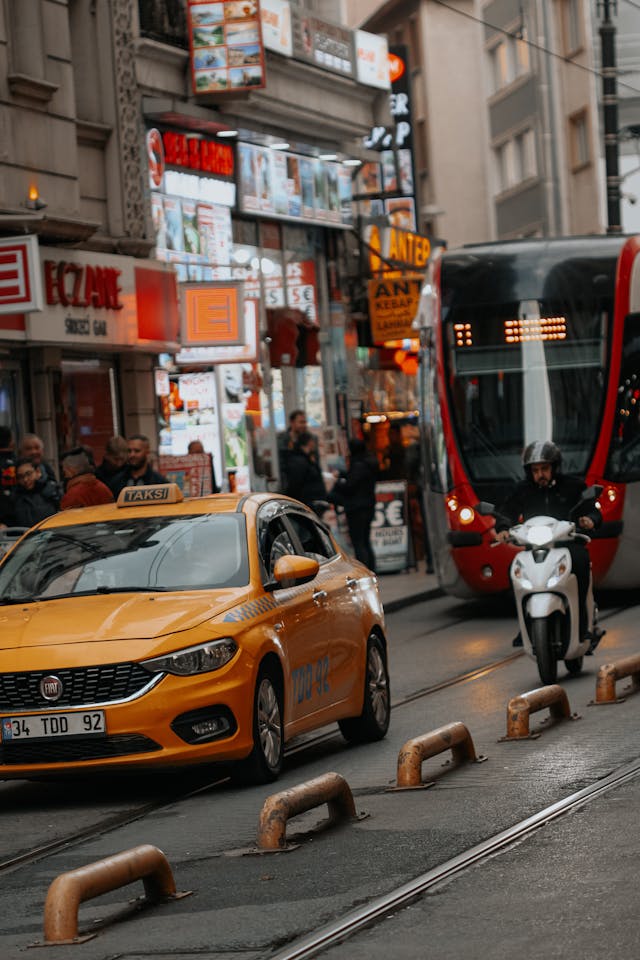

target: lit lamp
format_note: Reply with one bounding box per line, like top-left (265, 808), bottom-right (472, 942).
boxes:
top-left (24, 185), bottom-right (47, 211)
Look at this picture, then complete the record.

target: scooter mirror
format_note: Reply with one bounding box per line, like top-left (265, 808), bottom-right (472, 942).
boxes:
top-left (474, 501), bottom-right (496, 516)
top-left (581, 484), bottom-right (603, 500)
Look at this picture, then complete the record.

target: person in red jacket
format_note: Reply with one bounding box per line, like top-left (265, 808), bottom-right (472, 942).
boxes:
top-left (60, 449), bottom-right (114, 510)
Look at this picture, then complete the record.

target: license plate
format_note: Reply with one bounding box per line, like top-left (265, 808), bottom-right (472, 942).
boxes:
top-left (1, 710), bottom-right (106, 742)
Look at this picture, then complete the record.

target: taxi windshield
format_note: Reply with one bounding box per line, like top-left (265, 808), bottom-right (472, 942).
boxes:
top-left (0, 514), bottom-right (249, 602)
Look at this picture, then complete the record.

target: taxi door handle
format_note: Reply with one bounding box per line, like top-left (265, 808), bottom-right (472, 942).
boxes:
top-left (312, 589), bottom-right (328, 604)
top-left (346, 577), bottom-right (358, 590)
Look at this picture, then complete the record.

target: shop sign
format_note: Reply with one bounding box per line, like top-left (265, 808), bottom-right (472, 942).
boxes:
top-left (176, 299), bottom-right (258, 364)
top-left (186, 0), bottom-right (266, 96)
top-left (291, 9), bottom-right (355, 78)
top-left (180, 280), bottom-right (246, 347)
top-left (355, 30), bottom-right (390, 90)
top-left (0, 235), bottom-right (43, 314)
top-left (147, 129), bottom-right (236, 207)
top-left (26, 247), bottom-right (179, 349)
top-left (237, 142), bottom-right (352, 227)
top-left (368, 275), bottom-right (422, 344)
top-left (367, 224), bottom-right (431, 273)
top-left (261, 0), bottom-right (292, 56)
top-left (371, 480), bottom-right (410, 573)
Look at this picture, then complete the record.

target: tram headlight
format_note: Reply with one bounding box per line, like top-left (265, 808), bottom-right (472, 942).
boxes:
top-left (546, 552), bottom-right (569, 589)
top-left (512, 558), bottom-right (532, 590)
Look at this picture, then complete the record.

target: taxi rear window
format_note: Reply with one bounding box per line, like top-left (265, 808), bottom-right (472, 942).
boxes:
top-left (0, 514), bottom-right (249, 602)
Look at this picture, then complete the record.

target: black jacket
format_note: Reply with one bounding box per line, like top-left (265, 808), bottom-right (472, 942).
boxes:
top-left (495, 474), bottom-right (601, 533)
top-left (108, 464), bottom-right (169, 498)
top-left (4, 476), bottom-right (60, 528)
top-left (285, 450), bottom-right (326, 508)
top-left (329, 454), bottom-right (378, 516)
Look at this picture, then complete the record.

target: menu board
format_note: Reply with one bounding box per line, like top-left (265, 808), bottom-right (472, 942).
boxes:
top-left (238, 143), bottom-right (352, 227)
top-left (187, 0), bottom-right (266, 94)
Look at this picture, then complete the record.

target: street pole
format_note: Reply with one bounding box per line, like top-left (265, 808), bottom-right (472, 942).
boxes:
top-left (598, 0), bottom-right (621, 234)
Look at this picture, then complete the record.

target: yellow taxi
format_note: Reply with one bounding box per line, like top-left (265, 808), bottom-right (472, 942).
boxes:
top-left (0, 485), bottom-right (389, 783)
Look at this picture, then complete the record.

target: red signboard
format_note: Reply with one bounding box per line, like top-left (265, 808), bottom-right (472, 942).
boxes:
top-left (0, 236), bottom-right (43, 314)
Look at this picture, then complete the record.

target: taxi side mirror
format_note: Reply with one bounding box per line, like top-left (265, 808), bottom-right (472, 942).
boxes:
top-left (270, 554), bottom-right (320, 589)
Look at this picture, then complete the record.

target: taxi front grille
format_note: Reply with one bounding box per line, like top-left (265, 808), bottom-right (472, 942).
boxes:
top-left (0, 734), bottom-right (161, 765)
top-left (0, 663), bottom-right (157, 711)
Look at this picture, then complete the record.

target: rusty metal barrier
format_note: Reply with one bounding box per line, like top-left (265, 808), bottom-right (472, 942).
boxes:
top-left (395, 721), bottom-right (486, 789)
top-left (257, 771), bottom-right (357, 851)
top-left (500, 684), bottom-right (579, 741)
top-left (43, 844), bottom-right (189, 944)
top-left (593, 654), bottom-right (640, 704)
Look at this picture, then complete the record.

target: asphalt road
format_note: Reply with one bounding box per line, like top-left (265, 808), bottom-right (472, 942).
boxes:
top-left (1, 591), bottom-right (639, 959)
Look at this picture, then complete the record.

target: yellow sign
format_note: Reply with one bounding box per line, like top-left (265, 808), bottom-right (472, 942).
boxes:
top-left (366, 225), bottom-right (431, 274)
top-left (118, 484), bottom-right (184, 506)
top-left (368, 276), bottom-right (422, 344)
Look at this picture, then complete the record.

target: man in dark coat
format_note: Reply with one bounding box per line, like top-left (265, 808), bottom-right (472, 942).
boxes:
top-left (329, 438), bottom-right (378, 571)
top-left (284, 432), bottom-right (327, 515)
top-left (108, 434), bottom-right (169, 498)
top-left (495, 440), bottom-right (601, 648)
top-left (5, 458), bottom-right (60, 528)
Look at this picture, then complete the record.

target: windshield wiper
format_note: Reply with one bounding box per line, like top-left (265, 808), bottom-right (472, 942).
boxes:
top-left (95, 585), bottom-right (169, 594)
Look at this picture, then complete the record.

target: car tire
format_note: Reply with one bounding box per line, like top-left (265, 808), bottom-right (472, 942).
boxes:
top-left (338, 634), bottom-right (390, 744)
top-left (234, 665), bottom-right (284, 784)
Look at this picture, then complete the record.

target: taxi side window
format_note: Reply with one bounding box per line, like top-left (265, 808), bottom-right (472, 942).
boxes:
top-left (286, 512), bottom-right (335, 562)
top-left (261, 517), bottom-right (297, 580)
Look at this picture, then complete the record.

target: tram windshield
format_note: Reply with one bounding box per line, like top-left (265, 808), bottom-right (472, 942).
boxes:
top-left (441, 240), bottom-right (622, 490)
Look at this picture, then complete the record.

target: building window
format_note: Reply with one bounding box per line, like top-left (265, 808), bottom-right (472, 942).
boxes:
top-left (490, 41), bottom-right (510, 93)
top-left (569, 111), bottom-right (590, 170)
top-left (562, 0), bottom-right (582, 55)
top-left (494, 129), bottom-right (537, 193)
top-left (488, 30), bottom-right (530, 95)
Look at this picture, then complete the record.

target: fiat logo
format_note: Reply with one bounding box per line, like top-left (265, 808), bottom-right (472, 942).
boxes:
top-left (40, 675), bottom-right (63, 702)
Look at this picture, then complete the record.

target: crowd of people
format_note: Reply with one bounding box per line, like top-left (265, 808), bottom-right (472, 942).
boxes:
top-left (0, 428), bottom-right (169, 531)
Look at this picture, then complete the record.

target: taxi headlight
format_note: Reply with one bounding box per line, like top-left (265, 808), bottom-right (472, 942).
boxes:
top-left (141, 638), bottom-right (238, 676)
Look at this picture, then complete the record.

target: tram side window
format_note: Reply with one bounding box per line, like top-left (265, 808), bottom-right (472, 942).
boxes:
top-left (606, 313), bottom-right (640, 481)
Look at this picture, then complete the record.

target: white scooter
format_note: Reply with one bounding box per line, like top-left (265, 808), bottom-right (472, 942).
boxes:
top-left (477, 487), bottom-right (604, 685)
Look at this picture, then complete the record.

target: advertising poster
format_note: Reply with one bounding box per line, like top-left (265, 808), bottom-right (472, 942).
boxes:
top-left (161, 371), bottom-right (224, 487)
top-left (286, 260), bottom-right (318, 324)
top-left (158, 453), bottom-right (215, 497)
top-left (187, 0), bottom-right (266, 94)
top-left (291, 9), bottom-right (355, 77)
top-left (163, 196), bottom-right (184, 252)
top-left (300, 157), bottom-right (315, 217)
top-left (261, 0), bottom-right (293, 56)
top-left (371, 480), bottom-right (410, 572)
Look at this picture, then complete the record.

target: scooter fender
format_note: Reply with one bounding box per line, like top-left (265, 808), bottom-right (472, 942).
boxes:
top-left (525, 592), bottom-right (565, 620)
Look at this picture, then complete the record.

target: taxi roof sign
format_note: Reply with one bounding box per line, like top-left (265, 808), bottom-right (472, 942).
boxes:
top-left (117, 483), bottom-right (184, 506)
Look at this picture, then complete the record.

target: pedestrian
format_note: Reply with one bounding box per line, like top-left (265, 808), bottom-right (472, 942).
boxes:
top-left (108, 434), bottom-right (169, 497)
top-left (0, 426), bottom-right (17, 525)
top-left (18, 433), bottom-right (57, 483)
top-left (95, 435), bottom-right (128, 487)
top-left (5, 458), bottom-right (60, 528)
top-left (60, 449), bottom-right (115, 509)
top-left (329, 438), bottom-right (377, 571)
top-left (284, 431), bottom-right (327, 515)
top-left (277, 409), bottom-right (307, 493)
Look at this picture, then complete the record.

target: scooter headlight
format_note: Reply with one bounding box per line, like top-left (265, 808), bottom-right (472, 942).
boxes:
top-left (512, 558), bottom-right (532, 590)
top-left (546, 552), bottom-right (570, 589)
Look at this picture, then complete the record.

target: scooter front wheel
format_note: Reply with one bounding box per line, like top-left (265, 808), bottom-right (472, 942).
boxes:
top-left (531, 618), bottom-right (558, 685)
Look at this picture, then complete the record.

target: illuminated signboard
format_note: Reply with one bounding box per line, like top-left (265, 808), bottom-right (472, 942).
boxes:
top-left (187, 0), bottom-right (266, 95)
top-left (453, 317), bottom-right (568, 348)
top-left (180, 280), bottom-right (246, 347)
top-left (0, 235), bottom-right (43, 314)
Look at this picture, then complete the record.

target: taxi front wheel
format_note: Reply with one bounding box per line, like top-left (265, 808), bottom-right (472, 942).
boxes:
top-left (338, 634), bottom-right (390, 744)
top-left (234, 665), bottom-right (284, 784)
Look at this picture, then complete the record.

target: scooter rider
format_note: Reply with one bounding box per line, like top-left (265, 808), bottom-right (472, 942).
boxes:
top-left (494, 441), bottom-right (602, 651)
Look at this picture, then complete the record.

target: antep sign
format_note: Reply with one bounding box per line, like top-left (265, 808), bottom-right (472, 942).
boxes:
top-left (368, 274), bottom-right (422, 344)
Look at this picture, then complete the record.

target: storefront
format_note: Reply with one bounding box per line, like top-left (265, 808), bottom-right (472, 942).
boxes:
top-left (0, 237), bottom-right (179, 470)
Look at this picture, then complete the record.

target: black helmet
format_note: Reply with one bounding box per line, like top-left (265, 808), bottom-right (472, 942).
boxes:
top-left (522, 440), bottom-right (562, 476)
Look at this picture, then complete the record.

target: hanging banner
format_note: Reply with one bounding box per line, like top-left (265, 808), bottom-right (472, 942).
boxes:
top-left (368, 275), bottom-right (422, 344)
top-left (371, 480), bottom-right (410, 572)
top-left (187, 0), bottom-right (266, 95)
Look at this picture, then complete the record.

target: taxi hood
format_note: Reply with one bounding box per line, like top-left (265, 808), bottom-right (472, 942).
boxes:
top-left (0, 589), bottom-right (247, 651)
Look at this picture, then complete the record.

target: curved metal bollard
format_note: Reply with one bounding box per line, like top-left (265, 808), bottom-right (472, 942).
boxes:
top-left (396, 721), bottom-right (485, 788)
top-left (594, 654), bottom-right (640, 704)
top-left (501, 684), bottom-right (577, 740)
top-left (44, 844), bottom-right (180, 944)
top-left (257, 771), bottom-right (356, 850)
